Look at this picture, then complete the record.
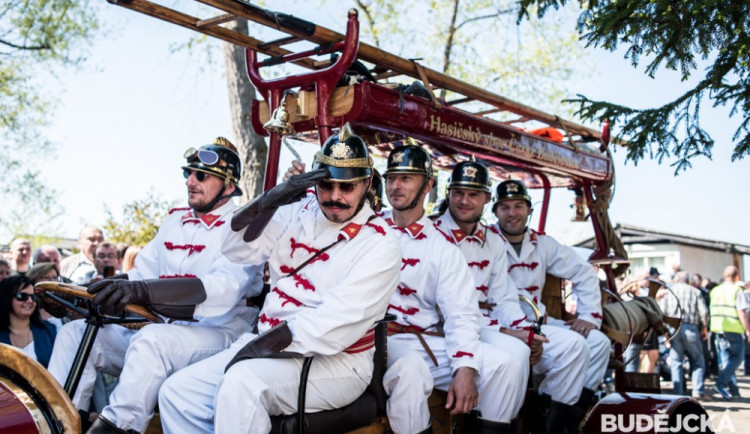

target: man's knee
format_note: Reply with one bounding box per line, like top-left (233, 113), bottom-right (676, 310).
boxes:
top-left (384, 352), bottom-right (433, 395)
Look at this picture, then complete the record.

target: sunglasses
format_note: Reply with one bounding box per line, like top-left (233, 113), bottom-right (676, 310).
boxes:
top-left (317, 180), bottom-right (359, 193)
top-left (183, 148), bottom-right (220, 166)
top-left (183, 169), bottom-right (209, 182)
top-left (14, 292), bottom-right (39, 303)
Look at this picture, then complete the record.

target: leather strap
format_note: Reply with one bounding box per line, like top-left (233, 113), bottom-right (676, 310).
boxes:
top-left (387, 322), bottom-right (444, 367)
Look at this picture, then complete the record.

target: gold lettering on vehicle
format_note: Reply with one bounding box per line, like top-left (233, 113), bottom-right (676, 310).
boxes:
top-left (427, 114), bottom-right (578, 169)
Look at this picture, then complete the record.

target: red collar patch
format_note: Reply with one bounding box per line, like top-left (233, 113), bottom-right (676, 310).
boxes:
top-left (339, 222), bottom-right (363, 240)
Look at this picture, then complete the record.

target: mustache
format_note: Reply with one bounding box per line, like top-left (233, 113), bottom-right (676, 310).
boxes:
top-left (321, 201), bottom-right (351, 209)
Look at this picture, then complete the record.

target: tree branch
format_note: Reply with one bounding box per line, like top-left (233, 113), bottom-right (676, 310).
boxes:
top-left (0, 38), bottom-right (50, 51)
top-left (456, 8), bottom-right (515, 30)
top-left (355, 0), bottom-right (380, 48)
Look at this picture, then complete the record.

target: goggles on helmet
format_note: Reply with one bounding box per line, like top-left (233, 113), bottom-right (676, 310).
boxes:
top-left (183, 147), bottom-right (221, 166)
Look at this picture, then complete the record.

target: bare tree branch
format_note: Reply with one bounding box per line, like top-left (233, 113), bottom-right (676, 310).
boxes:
top-left (0, 38), bottom-right (50, 51)
top-left (456, 8), bottom-right (515, 30)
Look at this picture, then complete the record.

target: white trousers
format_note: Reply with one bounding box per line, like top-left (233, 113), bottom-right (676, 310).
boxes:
top-left (48, 316), bottom-right (251, 433)
top-left (481, 325), bottom-right (589, 405)
top-left (158, 332), bottom-right (373, 434)
top-left (384, 333), bottom-right (528, 433)
top-left (547, 317), bottom-right (610, 390)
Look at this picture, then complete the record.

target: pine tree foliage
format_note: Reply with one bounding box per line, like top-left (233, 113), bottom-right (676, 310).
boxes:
top-left (518, 0), bottom-right (750, 172)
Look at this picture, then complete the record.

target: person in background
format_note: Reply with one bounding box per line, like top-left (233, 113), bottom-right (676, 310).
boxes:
top-left (659, 271), bottom-right (709, 399)
top-left (26, 263), bottom-right (65, 329)
top-left (93, 242), bottom-right (122, 279)
top-left (33, 245), bottom-right (61, 268)
top-left (709, 266), bottom-right (749, 400)
top-left (9, 238), bottom-right (32, 275)
top-left (0, 259), bottom-right (11, 281)
top-left (121, 246), bottom-right (141, 273)
top-left (59, 226), bottom-right (104, 284)
top-left (0, 275), bottom-right (57, 367)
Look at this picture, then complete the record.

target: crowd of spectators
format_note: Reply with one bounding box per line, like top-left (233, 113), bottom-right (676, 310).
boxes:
top-left (0, 227), bottom-right (141, 374)
top-left (619, 263), bottom-right (750, 401)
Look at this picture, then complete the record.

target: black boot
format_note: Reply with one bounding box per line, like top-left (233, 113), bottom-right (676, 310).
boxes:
top-left (548, 401), bottom-right (582, 434)
top-left (569, 388), bottom-right (596, 430)
top-left (526, 392), bottom-right (551, 434)
top-left (86, 415), bottom-right (136, 434)
top-left (463, 410), bottom-right (511, 434)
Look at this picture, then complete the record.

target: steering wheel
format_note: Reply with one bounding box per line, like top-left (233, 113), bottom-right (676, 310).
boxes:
top-left (34, 281), bottom-right (163, 325)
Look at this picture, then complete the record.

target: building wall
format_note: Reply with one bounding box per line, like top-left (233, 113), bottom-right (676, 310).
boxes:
top-left (624, 242), bottom-right (741, 283)
top-left (678, 245), bottom-right (739, 283)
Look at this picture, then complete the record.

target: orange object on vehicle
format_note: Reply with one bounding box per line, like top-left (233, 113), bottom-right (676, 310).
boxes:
top-left (528, 127), bottom-right (564, 143)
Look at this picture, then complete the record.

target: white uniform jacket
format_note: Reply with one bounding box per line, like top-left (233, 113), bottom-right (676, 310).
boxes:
top-left (498, 227), bottom-right (603, 327)
top-left (434, 213), bottom-right (532, 330)
top-left (384, 211), bottom-right (483, 373)
top-left (128, 201), bottom-right (262, 327)
top-left (222, 197), bottom-right (401, 356)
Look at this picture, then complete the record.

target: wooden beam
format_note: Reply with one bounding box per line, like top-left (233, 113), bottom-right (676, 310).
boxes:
top-left (107, 0), bottom-right (317, 70)
top-left (196, 13), bottom-right (237, 28)
top-left (195, 0), bottom-right (605, 140)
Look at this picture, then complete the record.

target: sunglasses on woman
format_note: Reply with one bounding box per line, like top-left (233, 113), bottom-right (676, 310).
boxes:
top-left (183, 169), bottom-right (209, 182)
top-left (183, 148), bottom-right (220, 166)
top-left (14, 292), bottom-right (39, 303)
top-left (317, 180), bottom-right (359, 193)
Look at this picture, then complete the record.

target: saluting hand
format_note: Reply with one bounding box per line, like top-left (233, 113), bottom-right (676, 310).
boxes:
top-left (446, 367), bottom-right (478, 416)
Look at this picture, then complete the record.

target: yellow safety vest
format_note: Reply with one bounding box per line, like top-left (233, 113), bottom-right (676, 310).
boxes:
top-left (710, 282), bottom-right (745, 334)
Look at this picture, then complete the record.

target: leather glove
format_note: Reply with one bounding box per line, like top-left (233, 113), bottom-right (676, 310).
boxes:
top-left (88, 278), bottom-right (207, 320)
top-left (225, 321), bottom-right (298, 372)
top-left (231, 168), bottom-right (329, 242)
top-left (88, 279), bottom-right (149, 315)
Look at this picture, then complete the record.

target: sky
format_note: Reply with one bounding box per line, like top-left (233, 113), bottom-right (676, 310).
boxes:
top-left (9, 1), bottom-right (750, 275)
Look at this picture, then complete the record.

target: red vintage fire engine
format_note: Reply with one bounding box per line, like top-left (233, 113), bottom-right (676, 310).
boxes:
top-left (0, 2), bottom-right (711, 433)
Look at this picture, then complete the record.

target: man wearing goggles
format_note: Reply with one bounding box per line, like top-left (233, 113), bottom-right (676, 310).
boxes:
top-left (159, 127), bottom-right (401, 434)
top-left (49, 137), bottom-right (263, 434)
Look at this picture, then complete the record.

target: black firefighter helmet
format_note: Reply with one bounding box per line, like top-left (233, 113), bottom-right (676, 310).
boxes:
top-left (492, 179), bottom-right (532, 213)
top-left (448, 157), bottom-right (491, 193)
top-left (369, 169), bottom-right (384, 210)
top-left (311, 126), bottom-right (373, 182)
top-left (183, 137), bottom-right (243, 195)
top-left (384, 143), bottom-right (433, 177)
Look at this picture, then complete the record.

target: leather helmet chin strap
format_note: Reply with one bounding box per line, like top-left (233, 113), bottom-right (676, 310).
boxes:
top-left (193, 181), bottom-right (241, 214)
top-left (394, 175), bottom-right (431, 211)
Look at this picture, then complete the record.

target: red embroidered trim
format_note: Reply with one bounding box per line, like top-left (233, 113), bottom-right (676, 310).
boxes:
top-left (164, 242), bottom-right (206, 256)
top-left (510, 316), bottom-right (528, 327)
top-left (279, 266), bottom-right (316, 291)
top-left (520, 285), bottom-right (539, 293)
top-left (508, 262), bottom-right (539, 272)
top-left (467, 260), bottom-right (490, 270)
top-left (159, 274), bottom-right (198, 279)
top-left (591, 312), bottom-right (604, 320)
top-left (488, 319), bottom-right (499, 326)
top-left (476, 285), bottom-right (488, 295)
top-left (398, 284), bottom-right (417, 296)
top-left (488, 225), bottom-right (500, 235)
top-left (434, 226), bottom-right (455, 244)
top-left (365, 222), bottom-right (386, 236)
top-left (272, 287), bottom-right (302, 307)
top-left (169, 207), bottom-right (191, 215)
top-left (259, 313), bottom-right (281, 327)
top-left (532, 296), bottom-right (539, 304)
top-left (452, 351), bottom-right (474, 358)
top-left (290, 238), bottom-right (330, 264)
top-left (214, 220), bottom-right (226, 227)
top-left (401, 258), bottom-right (420, 270)
top-left (388, 304), bottom-right (419, 316)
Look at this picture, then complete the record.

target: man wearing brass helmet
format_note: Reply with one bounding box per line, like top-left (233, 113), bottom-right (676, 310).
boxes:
top-left (382, 144), bottom-right (526, 434)
top-left (493, 179), bottom-right (608, 433)
top-left (436, 159), bottom-right (589, 434)
top-left (48, 137), bottom-right (263, 434)
top-left (158, 127), bottom-right (401, 434)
